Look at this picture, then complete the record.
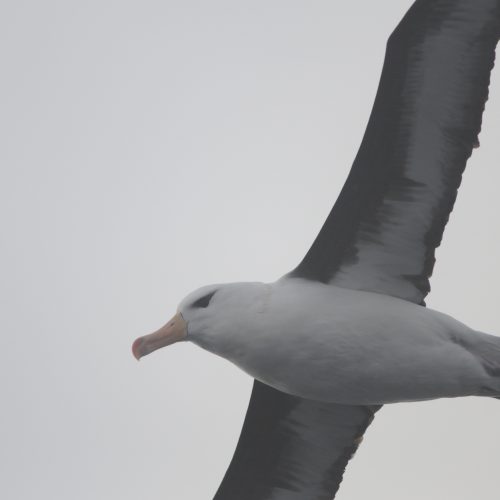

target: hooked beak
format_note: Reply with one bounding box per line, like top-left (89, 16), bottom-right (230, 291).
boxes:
top-left (132, 312), bottom-right (187, 360)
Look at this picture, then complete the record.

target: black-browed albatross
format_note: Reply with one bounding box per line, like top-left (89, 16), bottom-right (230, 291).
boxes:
top-left (132, 1), bottom-right (500, 498)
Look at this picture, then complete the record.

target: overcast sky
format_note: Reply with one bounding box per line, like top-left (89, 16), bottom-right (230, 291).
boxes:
top-left (2, 1), bottom-right (500, 499)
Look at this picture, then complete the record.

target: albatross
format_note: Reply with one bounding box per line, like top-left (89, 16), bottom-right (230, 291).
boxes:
top-left (132, 0), bottom-right (500, 498)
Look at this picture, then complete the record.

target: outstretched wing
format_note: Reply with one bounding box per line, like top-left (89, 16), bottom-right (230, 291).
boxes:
top-left (289, 0), bottom-right (500, 305)
top-left (213, 381), bottom-right (380, 500)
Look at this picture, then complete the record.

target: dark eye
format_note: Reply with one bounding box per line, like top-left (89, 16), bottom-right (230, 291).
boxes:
top-left (191, 291), bottom-right (217, 308)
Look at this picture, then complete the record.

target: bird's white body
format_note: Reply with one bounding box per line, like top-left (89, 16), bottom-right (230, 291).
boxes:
top-left (186, 279), bottom-right (500, 405)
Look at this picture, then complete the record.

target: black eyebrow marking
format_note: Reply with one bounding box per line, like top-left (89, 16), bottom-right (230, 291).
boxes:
top-left (191, 290), bottom-right (217, 308)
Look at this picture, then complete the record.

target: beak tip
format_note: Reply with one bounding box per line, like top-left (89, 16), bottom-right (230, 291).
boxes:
top-left (132, 338), bottom-right (143, 361)
top-left (132, 313), bottom-right (186, 362)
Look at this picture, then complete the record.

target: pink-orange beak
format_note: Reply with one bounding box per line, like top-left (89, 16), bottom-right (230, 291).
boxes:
top-left (132, 312), bottom-right (187, 360)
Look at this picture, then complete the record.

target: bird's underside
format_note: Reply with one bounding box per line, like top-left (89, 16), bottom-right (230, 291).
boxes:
top-left (211, 1), bottom-right (500, 499)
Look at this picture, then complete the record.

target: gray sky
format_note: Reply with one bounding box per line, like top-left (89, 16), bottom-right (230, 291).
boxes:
top-left (2, 1), bottom-right (500, 499)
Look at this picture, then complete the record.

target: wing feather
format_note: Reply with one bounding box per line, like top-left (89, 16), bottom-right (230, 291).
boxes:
top-left (289, 0), bottom-right (500, 304)
top-left (213, 381), bottom-right (380, 500)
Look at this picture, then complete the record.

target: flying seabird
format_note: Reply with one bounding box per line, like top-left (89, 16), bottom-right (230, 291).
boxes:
top-left (132, 1), bottom-right (500, 498)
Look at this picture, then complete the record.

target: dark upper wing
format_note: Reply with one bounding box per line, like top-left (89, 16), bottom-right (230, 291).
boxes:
top-left (289, 0), bottom-right (500, 304)
top-left (213, 381), bottom-right (380, 500)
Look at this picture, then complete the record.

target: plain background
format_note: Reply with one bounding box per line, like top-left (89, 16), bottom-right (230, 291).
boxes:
top-left (2, 1), bottom-right (500, 499)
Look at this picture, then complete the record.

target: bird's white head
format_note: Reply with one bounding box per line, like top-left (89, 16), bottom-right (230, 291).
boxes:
top-left (132, 282), bottom-right (270, 361)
